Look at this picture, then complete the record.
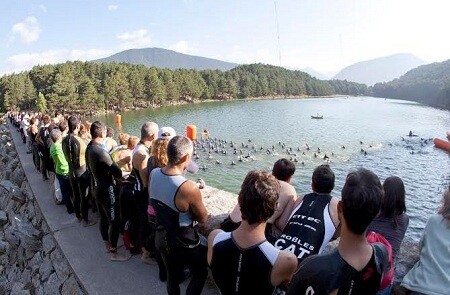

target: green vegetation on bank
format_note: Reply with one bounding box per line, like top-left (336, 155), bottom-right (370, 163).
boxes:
top-left (372, 59), bottom-right (450, 109)
top-left (0, 62), bottom-right (368, 113)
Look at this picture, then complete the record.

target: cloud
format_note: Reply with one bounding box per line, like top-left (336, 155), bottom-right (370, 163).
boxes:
top-left (38, 4), bottom-right (47, 13)
top-left (11, 16), bottom-right (41, 44)
top-left (4, 48), bottom-right (113, 74)
top-left (108, 5), bottom-right (118, 11)
top-left (116, 29), bottom-right (152, 49)
top-left (169, 40), bottom-right (195, 54)
top-left (225, 45), bottom-right (278, 65)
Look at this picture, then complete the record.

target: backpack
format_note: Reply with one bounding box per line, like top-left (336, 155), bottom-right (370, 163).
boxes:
top-left (366, 231), bottom-right (394, 290)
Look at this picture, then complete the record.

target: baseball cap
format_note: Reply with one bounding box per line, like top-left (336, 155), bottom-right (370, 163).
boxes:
top-left (158, 127), bottom-right (176, 140)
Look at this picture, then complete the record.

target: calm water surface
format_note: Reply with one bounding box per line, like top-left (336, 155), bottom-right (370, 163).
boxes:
top-left (97, 97), bottom-right (450, 240)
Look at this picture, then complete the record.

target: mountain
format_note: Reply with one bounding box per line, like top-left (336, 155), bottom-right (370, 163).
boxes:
top-left (93, 47), bottom-right (238, 71)
top-left (300, 67), bottom-right (333, 80)
top-left (372, 59), bottom-right (450, 109)
top-left (334, 53), bottom-right (426, 86)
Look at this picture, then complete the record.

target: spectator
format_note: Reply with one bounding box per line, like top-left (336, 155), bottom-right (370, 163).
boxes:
top-left (36, 114), bottom-right (53, 180)
top-left (49, 129), bottom-right (74, 215)
top-left (62, 115), bottom-right (96, 227)
top-left (287, 168), bottom-right (389, 295)
top-left (132, 121), bottom-right (159, 263)
top-left (150, 135), bottom-right (208, 295)
top-left (226, 158), bottom-right (297, 242)
top-left (103, 126), bottom-right (118, 152)
top-left (85, 121), bottom-right (127, 261)
top-left (368, 176), bottom-right (409, 295)
top-left (398, 189), bottom-right (450, 295)
top-left (208, 170), bottom-right (297, 295)
top-left (274, 164), bottom-right (339, 262)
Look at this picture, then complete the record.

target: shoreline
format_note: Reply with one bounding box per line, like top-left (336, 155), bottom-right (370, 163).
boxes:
top-left (87, 94), bottom-right (353, 117)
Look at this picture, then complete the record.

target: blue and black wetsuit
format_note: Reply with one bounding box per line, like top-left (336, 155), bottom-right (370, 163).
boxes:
top-left (150, 167), bottom-right (207, 295)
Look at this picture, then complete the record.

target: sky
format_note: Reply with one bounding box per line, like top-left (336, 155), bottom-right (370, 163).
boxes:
top-left (1, 0), bottom-right (450, 76)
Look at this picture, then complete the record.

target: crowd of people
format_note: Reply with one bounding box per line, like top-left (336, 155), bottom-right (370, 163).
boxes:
top-left (7, 110), bottom-right (449, 295)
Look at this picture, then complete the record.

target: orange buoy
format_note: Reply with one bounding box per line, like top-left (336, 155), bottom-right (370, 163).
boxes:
top-left (434, 138), bottom-right (450, 152)
top-left (114, 114), bottom-right (122, 124)
top-left (186, 125), bottom-right (197, 141)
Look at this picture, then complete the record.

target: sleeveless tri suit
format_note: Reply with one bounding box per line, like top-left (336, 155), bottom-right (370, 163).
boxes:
top-left (211, 231), bottom-right (281, 295)
top-left (274, 193), bottom-right (336, 262)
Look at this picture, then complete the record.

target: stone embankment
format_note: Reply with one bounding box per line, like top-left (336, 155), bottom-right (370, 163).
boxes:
top-left (0, 122), bottom-right (85, 295)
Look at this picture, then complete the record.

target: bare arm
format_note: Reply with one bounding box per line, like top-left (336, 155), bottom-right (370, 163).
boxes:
top-left (176, 180), bottom-right (208, 224)
top-left (207, 229), bottom-right (222, 265)
top-left (267, 192), bottom-right (294, 225)
top-left (270, 251), bottom-right (298, 287)
top-left (276, 194), bottom-right (304, 231)
top-left (269, 183), bottom-right (297, 229)
top-left (274, 197), bottom-right (295, 232)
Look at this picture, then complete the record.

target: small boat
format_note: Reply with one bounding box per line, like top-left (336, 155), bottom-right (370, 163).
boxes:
top-left (311, 115), bottom-right (323, 119)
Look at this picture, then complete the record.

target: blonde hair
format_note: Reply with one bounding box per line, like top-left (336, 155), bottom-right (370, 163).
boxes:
top-left (438, 189), bottom-right (450, 223)
top-left (151, 138), bottom-right (170, 168)
top-left (128, 136), bottom-right (139, 150)
top-left (118, 133), bottom-right (130, 146)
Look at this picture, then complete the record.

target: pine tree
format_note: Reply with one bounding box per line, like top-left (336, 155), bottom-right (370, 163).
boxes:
top-left (36, 92), bottom-right (48, 113)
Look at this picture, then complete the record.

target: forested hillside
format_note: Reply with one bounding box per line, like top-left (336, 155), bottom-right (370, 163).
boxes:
top-left (372, 59), bottom-right (450, 109)
top-left (0, 62), bottom-right (368, 113)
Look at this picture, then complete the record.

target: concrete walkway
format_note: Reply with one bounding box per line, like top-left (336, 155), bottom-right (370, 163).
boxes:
top-left (9, 124), bottom-right (219, 295)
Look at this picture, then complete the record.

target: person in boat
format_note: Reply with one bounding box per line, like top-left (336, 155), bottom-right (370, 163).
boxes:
top-left (409, 131), bottom-right (413, 137)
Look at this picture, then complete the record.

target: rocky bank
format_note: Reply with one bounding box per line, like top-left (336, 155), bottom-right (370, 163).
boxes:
top-left (0, 122), bottom-right (85, 295)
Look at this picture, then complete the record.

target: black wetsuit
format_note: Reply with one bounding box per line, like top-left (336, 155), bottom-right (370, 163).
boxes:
top-left (37, 125), bottom-right (53, 178)
top-left (210, 231), bottom-right (280, 295)
top-left (287, 244), bottom-right (388, 295)
top-left (86, 141), bottom-right (122, 248)
top-left (132, 142), bottom-right (151, 250)
top-left (28, 125), bottom-right (40, 170)
top-left (62, 134), bottom-right (88, 221)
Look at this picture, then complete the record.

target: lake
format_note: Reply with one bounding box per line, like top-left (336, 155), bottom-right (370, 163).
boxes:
top-left (96, 97), bottom-right (450, 240)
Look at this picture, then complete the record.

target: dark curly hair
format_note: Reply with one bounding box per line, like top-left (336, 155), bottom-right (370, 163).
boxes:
top-left (238, 170), bottom-right (280, 225)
